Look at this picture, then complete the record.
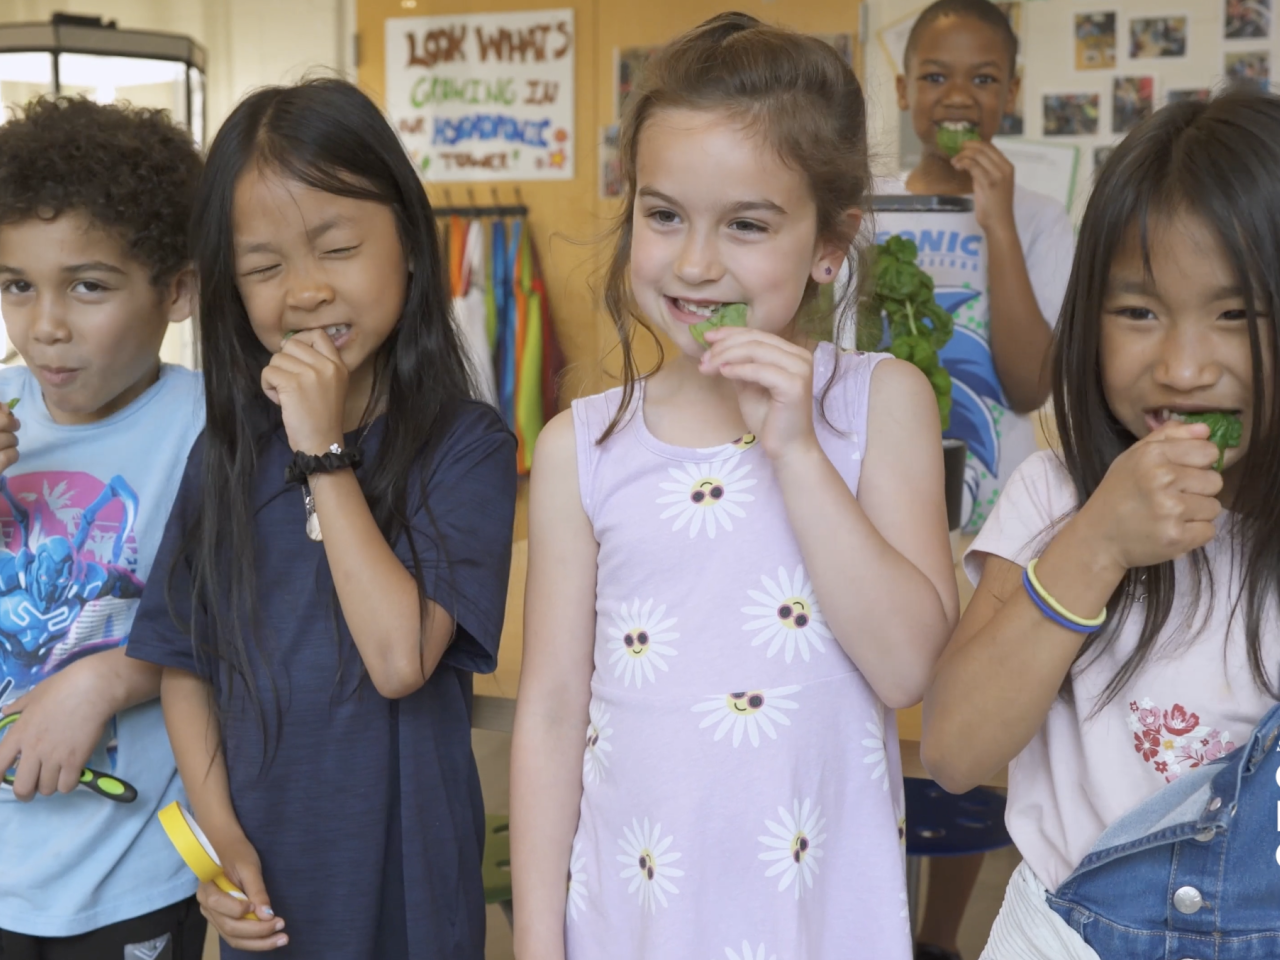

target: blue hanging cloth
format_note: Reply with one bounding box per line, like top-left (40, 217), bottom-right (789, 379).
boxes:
top-left (490, 216), bottom-right (512, 426)
top-left (498, 218), bottom-right (521, 427)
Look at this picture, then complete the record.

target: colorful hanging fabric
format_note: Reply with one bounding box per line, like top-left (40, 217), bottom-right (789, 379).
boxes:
top-left (436, 204), bottom-right (561, 454)
top-left (448, 214), bottom-right (466, 297)
top-left (489, 217), bottom-right (509, 425)
top-left (490, 217), bottom-right (508, 373)
top-left (452, 219), bottom-right (497, 405)
top-left (513, 223), bottom-right (544, 473)
top-left (527, 238), bottom-right (564, 428)
top-left (482, 220), bottom-right (498, 353)
top-left (436, 208), bottom-right (450, 276)
top-left (509, 219), bottom-right (528, 451)
top-left (496, 218), bottom-right (519, 427)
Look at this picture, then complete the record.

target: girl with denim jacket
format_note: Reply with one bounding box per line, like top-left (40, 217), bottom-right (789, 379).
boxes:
top-left (923, 90), bottom-right (1280, 959)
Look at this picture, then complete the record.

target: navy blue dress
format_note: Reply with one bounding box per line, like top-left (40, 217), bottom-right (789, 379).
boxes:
top-left (128, 402), bottom-right (516, 960)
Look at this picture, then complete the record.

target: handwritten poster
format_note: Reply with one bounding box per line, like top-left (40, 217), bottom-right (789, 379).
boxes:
top-left (385, 8), bottom-right (575, 182)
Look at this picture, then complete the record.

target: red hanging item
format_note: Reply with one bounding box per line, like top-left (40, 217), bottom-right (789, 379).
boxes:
top-left (528, 238), bottom-right (564, 422)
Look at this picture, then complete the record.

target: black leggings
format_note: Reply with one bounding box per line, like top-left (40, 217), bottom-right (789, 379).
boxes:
top-left (0, 896), bottom-right (206, 960)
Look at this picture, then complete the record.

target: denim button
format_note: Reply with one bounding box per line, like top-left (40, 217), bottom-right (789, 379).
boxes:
top-left (1173, 886), bottom-right (1205, 914)
top-left (1194, 827), bottom-right (1215, 842)
top-left (1208, 796), bottom-right (1222, 811)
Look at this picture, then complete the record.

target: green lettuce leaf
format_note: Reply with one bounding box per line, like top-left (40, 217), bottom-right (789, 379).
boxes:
top-left (937, 124), bottom-right (980, 158)
top-left (1179, 411), bottom-right (1243, 470)
top-left (691, 302), bottom-right (747, 347)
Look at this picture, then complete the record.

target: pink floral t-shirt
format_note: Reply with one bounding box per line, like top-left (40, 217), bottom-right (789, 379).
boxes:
top-left (966, 450), bottom-right (1280, 891)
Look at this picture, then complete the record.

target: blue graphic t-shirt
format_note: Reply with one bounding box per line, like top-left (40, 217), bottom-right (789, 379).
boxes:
top-left (870, 177), bottom-right (1074, 533)
top-left (0, 364), bottom-right (204, 937)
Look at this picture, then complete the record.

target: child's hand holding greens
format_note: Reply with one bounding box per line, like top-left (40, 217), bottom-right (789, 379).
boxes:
top-left (690, 303), bottom-right (747, 348)
top-left (1174, 411), bottom-right (1242, 471)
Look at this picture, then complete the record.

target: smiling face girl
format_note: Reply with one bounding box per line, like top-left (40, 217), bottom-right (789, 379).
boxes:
top-left (1049, 90), bottom-right (1280, 708)
top-left (629, 108), bottom-right (845, 358)
top-left (598, 14), bottom-right (871, 440)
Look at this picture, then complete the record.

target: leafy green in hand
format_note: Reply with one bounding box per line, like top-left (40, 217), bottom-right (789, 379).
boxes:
top-left (5, 399), bottom-right (17, 411)
top-left (937, 122), bottom-right (980, 158)
top-left (1176, 411), bottom-right (1242, 470)
top-left (691, 302), bottom-right (747, 348)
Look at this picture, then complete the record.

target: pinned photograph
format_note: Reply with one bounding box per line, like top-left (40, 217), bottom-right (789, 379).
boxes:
top-left (1225, 49), bottom-right (1270, 89)
top-left (1225, 0), bottom-right (1270, 40)
top-left (1113, 76), bottom-right (1155, 134)
top-left (600, 125), bottom-right (622, 199)
top-left (1093, 145), bottom-right (1116, 181)
top-left (1075, 12), bottom-right (1117, 70)
top-left (1166, 88), bottom-right (1212, 104)
top-left (1043, 93), bottom-right (1101, 136)
top-left (993, 1), bottom-right (1023, 133)
top-left (1130, 16), bottom-right (1188, 58)
top-left (1000, 66), bottom-right (1025, 135)
top-left (616, 46), bottom-right (659, 118)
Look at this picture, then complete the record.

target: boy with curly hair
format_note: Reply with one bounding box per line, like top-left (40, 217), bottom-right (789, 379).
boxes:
top-left (0, 98), bottom-right (207, 960)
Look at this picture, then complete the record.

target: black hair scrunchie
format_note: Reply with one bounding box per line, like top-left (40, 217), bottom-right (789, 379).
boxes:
top-left (284, 446), bottom-right (363, 485)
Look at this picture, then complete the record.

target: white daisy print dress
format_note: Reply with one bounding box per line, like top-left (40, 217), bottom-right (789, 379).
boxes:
top-left (758, 798), bottom-right (827, 899)
top-left (583, 700), bottom-right (613, 784)
top-left (691, 686), bottom-right (800, 748)
top-left (742, 565), bottom-right (834, 663)
top-left (606, 598), bottom-right (678, 688)
top-left (657, 456), bottom-right (757, 539)
top-left (566, 346), bottom-right (911, 958)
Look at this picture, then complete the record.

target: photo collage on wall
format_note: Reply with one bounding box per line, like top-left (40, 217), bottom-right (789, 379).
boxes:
top-left (1054, 4), bottom-right (1273, 188)
top-left (598, 45), bottom-right (660, 198)
top-left (1224, 0), bottom-right (1271, 89)
top-left (995, 2), bottom-right (1025, 134)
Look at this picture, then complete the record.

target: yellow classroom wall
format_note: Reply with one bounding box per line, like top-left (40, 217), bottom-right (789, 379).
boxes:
top-left (357, 0), bottom-right (862, 402)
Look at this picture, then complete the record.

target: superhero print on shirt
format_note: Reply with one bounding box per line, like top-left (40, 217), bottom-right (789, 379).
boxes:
top-left (0, 471), bottom-right (142, 704)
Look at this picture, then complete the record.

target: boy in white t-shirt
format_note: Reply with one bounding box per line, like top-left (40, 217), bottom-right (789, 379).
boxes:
top-left (882, 2), bottom-right (1074, 958)
top-left (879, 0), bottom-right (1074, 540)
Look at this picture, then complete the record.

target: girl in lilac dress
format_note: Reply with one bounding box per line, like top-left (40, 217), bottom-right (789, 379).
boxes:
top-left (511, 14), bottom-right (959, 959)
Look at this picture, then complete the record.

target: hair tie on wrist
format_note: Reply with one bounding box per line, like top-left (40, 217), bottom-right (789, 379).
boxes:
top-left (284, 443), bottom-right (363, 485)
top-left (1023, 558), bottom-right (1108, 633)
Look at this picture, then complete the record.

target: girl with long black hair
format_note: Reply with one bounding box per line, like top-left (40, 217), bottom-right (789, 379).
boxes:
top-left (128, 79), bottom-right (516, 958)
top-left (925, 89), bottom-right (1280, 958)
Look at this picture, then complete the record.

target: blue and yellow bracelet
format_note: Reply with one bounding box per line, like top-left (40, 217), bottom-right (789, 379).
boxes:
top-left (1023, 558), bottom-right (1108, 634)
